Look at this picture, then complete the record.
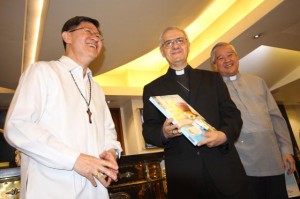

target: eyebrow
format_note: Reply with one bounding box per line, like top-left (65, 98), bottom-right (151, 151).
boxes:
top-left (165, 37), bottom-right (184, 41)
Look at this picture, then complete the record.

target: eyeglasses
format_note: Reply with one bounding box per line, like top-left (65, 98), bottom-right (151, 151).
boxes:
top-left (162, 37), bottom-right (188, 48)
top-left (69, 27), bottom-right (104, 41)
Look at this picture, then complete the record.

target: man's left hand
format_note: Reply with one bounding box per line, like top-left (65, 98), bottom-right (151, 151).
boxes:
top-left (282, 153), bottom-right (296, 175)
top-left (197, 130), bottom-right (227, 148)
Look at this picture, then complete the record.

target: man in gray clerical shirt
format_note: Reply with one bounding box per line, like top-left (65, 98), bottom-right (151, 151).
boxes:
top-left (210, 42), bottom-right (295, 199)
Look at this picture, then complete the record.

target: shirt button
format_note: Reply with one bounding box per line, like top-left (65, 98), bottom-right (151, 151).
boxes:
top-left (197, 151), bottom-right (200, 156)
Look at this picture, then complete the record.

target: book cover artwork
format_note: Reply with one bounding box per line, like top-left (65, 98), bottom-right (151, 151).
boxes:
top-left (149, 94), bottom-right (215, 145)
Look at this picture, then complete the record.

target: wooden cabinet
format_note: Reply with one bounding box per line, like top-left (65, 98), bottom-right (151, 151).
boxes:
top-left (108, 152), bottom-right (167, 199)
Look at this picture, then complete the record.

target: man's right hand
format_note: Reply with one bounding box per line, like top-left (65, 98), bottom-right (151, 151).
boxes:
top-left (73, 153), bottom-right (118, 187)
top-left (162, 118), bottom-right (181, 139)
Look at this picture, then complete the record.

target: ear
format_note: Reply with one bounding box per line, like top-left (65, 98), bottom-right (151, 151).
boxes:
top-left (62, 31), bottom-right (71, 45)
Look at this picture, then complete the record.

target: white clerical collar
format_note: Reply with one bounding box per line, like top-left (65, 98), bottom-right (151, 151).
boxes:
top-left (230, 75), bottom-right (237, 80)
top-left (175, 69), bottom-right (185, 75)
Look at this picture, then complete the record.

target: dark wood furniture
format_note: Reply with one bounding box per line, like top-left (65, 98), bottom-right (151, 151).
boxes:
top-left (108, 152), bottom-right (166, 199)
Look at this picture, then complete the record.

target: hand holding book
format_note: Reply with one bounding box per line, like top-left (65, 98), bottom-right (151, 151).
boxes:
top-left (149, 94), bottom-right (216, 146)
top-left (196, 130), bottom-right (227, 148)
top-left (162, 117), bottom-right (182, 139)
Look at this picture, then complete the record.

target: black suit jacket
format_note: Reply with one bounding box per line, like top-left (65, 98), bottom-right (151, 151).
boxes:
top-left (142, 66), bottom-right (247, 197)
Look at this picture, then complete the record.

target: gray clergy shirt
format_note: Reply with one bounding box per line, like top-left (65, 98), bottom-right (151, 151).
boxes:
top-left (223, 73), bottom-right (293, 176)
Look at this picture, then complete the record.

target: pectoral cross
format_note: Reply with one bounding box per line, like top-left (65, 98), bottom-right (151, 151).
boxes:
top-left (87, 108), bottom-right (92, 124)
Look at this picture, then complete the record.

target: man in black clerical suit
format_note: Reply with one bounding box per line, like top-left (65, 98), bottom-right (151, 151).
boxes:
top-left (142, 27), bottom-right (249, 199)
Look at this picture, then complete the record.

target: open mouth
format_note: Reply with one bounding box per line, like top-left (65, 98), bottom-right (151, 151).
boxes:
top-left (87, 42), bottom-right (98, 49)
top-left (224, 63), bottom-right (233, 68)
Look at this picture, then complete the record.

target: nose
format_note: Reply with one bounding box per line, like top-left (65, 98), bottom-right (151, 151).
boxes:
top-left (88, 31), bottom-right (103, 41)
top-left (224, 56), bottom-right (231, 62)
top-left (171, 41), bottom-right (180, 48)
top-left (91, 35), bottom-right (101, 41)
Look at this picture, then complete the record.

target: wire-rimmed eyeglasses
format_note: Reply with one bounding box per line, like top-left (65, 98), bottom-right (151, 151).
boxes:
top-left (69, 27), bottom-right (104, 41)
top-left (162, 37), bottom-right (188, 48)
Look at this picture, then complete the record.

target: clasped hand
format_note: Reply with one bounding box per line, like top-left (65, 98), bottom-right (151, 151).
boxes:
top-left (74, 149), bottom-right (119, 187)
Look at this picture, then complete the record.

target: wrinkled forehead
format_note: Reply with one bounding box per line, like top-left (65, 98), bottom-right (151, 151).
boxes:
top-left (216, 45), bottom-right (235, 55)
top-left (163, 29), bottom-right (186, 41)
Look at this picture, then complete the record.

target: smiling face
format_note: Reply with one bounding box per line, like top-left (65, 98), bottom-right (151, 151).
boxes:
top-left (160, 28), bottom-right (190, 70)
top-left (62, 21), bottom-right (103, 68)
top-left (213, 44), bottom-right (239, 77)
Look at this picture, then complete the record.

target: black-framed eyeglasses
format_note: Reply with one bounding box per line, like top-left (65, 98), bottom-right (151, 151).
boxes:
top-left (68, 27), bottom-right (104, 41)
top-left (163, 37), bottom-right (188, 48)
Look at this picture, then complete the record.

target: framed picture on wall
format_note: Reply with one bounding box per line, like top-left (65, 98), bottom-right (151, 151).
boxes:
top-left (139, 108), bottom-right (158, 149)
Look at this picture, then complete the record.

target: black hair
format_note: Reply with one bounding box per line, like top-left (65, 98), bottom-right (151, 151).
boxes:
top-left (61, 16), bottom-right (100, 50)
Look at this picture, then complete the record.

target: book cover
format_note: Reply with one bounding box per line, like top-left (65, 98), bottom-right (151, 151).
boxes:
top-left (149, 94), bottom-right (215, 145)
top-left (285, 172), bottom-right (300, 198)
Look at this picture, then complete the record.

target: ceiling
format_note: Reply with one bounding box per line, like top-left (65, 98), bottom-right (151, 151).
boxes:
top-left (0, 0), bottom-right (300, 109)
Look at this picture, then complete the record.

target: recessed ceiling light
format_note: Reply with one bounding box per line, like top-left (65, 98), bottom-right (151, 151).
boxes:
top-left (107, 100), bottom-right (111, 104)
top-left (253, 33), bottom-right (262, 39)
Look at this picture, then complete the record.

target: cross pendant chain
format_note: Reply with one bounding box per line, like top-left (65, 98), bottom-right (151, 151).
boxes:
top-left (70, 72), bottom-right (92, 124)
top-left (177, 81), bottom-right (190, 92)
top-left (87, 108), bottom-right (92, 124)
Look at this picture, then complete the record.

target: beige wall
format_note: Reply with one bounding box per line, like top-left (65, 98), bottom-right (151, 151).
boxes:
top-left (120, 98), bottom-right (163, 155)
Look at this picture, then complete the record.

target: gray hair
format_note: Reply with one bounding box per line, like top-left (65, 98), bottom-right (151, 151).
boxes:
top-left (210, 42), bottom-right (237, 67)
top-left (159, 27), bottom-right (189, 48)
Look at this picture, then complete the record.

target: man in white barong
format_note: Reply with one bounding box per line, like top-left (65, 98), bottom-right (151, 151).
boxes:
top-left (4, 16), bottom-right (122, 199)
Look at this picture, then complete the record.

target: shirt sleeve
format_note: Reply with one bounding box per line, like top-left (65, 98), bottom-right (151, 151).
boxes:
top-left (94, 83), bottom-right (122, 154)
top-left (103, 103), bottom-right (123, 153)
top-left (263, 80), bottom-right (294, 155)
